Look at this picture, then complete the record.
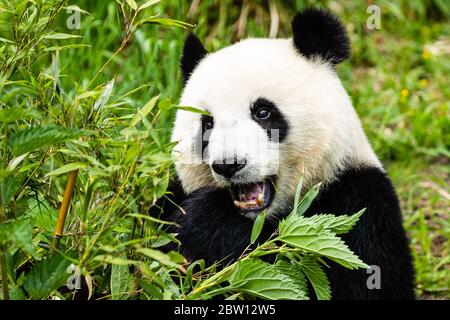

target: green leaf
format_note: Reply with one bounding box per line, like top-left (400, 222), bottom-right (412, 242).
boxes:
top-left (300, 209), bottom-right (366, 235)
top-left (0, 220), bottom-right (35, 256)
top-left (136, 248), bottom-right (183, 270)
top-left (229, 258), bottom-right (308, 300)
top-left (23, 254), bottom-right (71, 299)
top-left (293, 176), bottom-right (304, 213)
top-left (0, 108), bottom-right (41, 123)
top-left (174, 105), bottom-right (211, 116)
top-left (11, 221), bottom-right (35, 256)
top-left (298, 255), bottom-right (331, 300)
top-left (42, 33), bottom-right (81, 40)
top-left (250, 212), bottom-right (265, 244)
top-left (274, 259), bottom-right (309, 299)
top-left (111, 263), bottom-right (132, 300)
top-left (0, 169), bottom-right (21, 208)
top-left (279, 215), bottom-right (368, 269)
top-left (139, 0), bottom-right (160, 11)
top-left (93, 79), bottom-right (114, 110)
top-left (45, 162), bottom-right (87, 177)
top-left (136, 17), bottom-right (193, 29)
top-left (8, 125), bottom-right (93, 156)
top-left (130, 95), bottom-right (159, 126)
top-left (125, 0), bottom-right (138, 10)
top-left (296, 182), bottom-right (321, 216)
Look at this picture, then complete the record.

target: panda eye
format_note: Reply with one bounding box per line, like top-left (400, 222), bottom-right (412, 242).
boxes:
top-left (202, 116), bottom-right (214, 130)
top-left (254, 108), bottom-right (271, 120)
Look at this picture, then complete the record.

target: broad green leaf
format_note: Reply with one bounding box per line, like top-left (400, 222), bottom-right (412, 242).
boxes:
top-left (0, 220), bottom-right (34, 255)
top-left (111, 263), bottom-right (132, 300)
top-left (0, 169), bottom-right (21, 207)
top-left (130, 95), bottom-right (159, 126)
top-left (45, 162), bottom-right (87, 177)
top-left (300, 209), bottom-right (366, 235)
top-left (299, 255), bottom-right (331, 300)
top-left (8, 125), bottom-right (92, 156)
top-left (229, 258), bottom-right (308, 300)
top-left (250, 212), bottom-right (265, 244)
top-left (11, 221), bottom-right (35, 256)
top-left (279, 215), bottom-right (367, 269)
top-left (296, 182), bottom-right (321, 216)
top-left (23, 254), bottom-right (71, 299)
top-left (274, 259), bottom-right (309, 299)
top-left (9, 287), bottom-right (26, 300)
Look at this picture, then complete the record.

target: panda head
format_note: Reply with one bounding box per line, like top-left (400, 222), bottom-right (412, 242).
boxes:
top-left (172, 8), bottom-right (380, 220)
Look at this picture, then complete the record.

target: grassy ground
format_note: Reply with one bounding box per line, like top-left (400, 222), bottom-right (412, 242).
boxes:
top-left (0, 0), bottom-right (448, 299)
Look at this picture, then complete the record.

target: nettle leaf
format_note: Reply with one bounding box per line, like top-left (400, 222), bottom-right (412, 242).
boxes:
top-left (298, 255), bottom-right (331, 300)
top-left (24, 254), bottom-right (71, 299)
top-left (229, 258), bottom-right (308, 300)
top-left (300, 209), bottom-right (366, 235)
top-left (0, 168), bottom-right (22, 208)
top-left (274, 259), bottom-right (309, 300)
top-left (8, 125), bottom-right (93, 156)
top-left (279, 214), bottom-right (367, 269)
top-left (0, 108), bottom-right (41, 123)
top-left (0, 220), bottom-right (35, 256)
top-left (110, 263), bottom-right (133, 300)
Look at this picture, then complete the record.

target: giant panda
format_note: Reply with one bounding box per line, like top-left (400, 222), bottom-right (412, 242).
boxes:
top-left (152, 8), bottom-right (415, 300)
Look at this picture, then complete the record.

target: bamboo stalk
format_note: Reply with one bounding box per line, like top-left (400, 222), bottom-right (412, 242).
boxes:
top-left (49, 170), bottom-right (78, 255)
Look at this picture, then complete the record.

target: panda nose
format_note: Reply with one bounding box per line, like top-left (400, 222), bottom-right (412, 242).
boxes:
top-left (211, 158), bottom-right (246, 178)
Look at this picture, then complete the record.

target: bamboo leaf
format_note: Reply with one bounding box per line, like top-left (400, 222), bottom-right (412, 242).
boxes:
top-left (250, 212), bottom-right (265, 244)
top-left (45, 162), bottom-right (87, 177)
top-left (8, 125), bottom-right (93, 156)
top-left (130, 95), bottom-right (159, 126)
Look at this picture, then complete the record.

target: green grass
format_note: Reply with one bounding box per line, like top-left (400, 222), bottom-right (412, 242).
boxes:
top-left (0, 0), bottom-right (448, 300)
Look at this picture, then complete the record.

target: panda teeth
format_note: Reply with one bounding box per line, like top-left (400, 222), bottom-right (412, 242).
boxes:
top-left (257, 193), bottom-right (264, 206)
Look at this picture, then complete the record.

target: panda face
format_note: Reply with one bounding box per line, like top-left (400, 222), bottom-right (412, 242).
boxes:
top-left (172, 9), bottom-right (381, 219)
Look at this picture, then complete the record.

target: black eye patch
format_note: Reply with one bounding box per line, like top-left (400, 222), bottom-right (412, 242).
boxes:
top-left (199, 115), bottom-right (213, 159)
top-left (251, 98), bottom-right (289, 142)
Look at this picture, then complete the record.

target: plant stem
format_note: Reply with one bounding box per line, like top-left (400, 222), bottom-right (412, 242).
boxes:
top-left (0, 249), bottom-right (9, 300)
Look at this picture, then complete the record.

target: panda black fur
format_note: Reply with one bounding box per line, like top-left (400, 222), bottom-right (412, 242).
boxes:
top-left (151, 8), bottom-right (415, 300)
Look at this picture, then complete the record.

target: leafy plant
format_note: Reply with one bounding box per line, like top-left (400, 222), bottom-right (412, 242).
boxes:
top-left (177, 181), bottom-right (367, 300)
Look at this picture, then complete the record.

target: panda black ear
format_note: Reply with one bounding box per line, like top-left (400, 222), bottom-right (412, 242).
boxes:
top-left (291, 8), bottom-right (350, 64)
top-left (180, 32), bottom-right (208, 84)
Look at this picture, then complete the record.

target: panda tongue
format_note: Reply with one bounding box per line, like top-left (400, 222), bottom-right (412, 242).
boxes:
top-left (239, 183), bottom-right (263, 204)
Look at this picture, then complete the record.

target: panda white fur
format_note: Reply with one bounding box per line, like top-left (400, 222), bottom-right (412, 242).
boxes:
top-left (152, 8), bottom-right (415, 299)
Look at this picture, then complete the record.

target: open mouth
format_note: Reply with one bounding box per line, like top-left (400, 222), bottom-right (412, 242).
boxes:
top-left (228, 178), bottom-right (275, 213)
